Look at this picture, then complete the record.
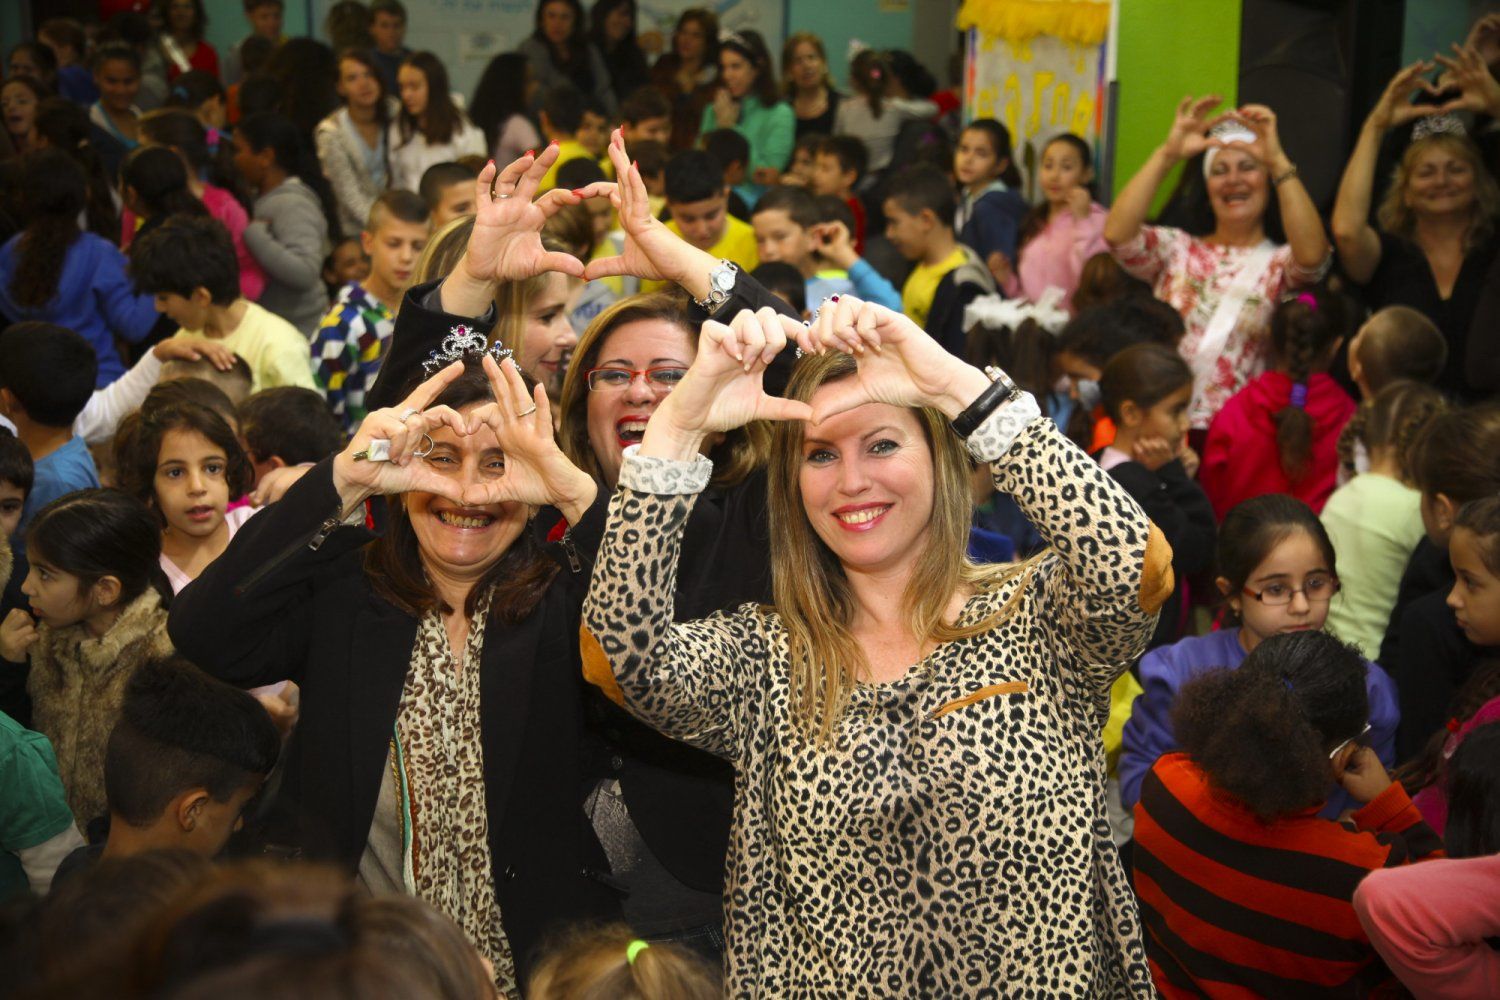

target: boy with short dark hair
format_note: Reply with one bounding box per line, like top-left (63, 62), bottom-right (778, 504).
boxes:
top-left (750, 186), bottom-right (900, 311)
top-left (95, 658), bottom-right (280, 863)
top-left (418, 161), bottom-right (479, 230)
top-left (224, 0), bottom-right (285, 86)
top-left (311, 190), bottom-right (431, 433)
top-left (751, 262), bottom-right (807, 317)
top-left (882, 164), bottom-right (996, 356)
top-left (703, 128), bottom-right (753, 219)
top-left (131, 215), bottom-right (317, 393)
top-left (0, 324), bottom-right (100, 534)
top-left (239, 387), bottom-right (347, 486)
top-left (810, 135), bottom-right (869, 251)
top-left (538, 88), bottom-right (613, 190)
top-left (642, 149), bottom-right (758, 292)
top-left (620, 85), bottom-right (672, 149)
top-left (0, 431), bottom-right (32, 544)
top-left (368, 0), bottom-right (411, 95)
top-left (1346, 305), bottom-right (1447, 399)
top-left (631, 139), bottom-right (669, 208)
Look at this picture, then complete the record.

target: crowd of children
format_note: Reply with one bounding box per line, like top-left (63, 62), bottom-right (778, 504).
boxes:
top-left (2, 2), bottom-right (1500, 997)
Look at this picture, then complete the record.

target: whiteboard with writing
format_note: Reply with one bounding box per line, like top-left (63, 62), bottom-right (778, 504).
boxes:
top-left (312, 0), bottom-right (784, 99)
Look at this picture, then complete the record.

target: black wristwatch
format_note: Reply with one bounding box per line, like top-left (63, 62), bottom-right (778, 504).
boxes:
top-left (950, 366), bottom-right (1022, 438)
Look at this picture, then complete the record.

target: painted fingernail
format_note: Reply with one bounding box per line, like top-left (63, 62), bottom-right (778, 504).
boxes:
top-left (572, 188), bottom-right (585, 196)
top-left (526, 149), bottom-right (534, 157)
top-left (550, 138), bottom-right (560, 146)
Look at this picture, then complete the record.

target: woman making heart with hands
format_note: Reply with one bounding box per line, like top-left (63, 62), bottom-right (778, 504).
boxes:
top-left (583, 294), bottom-right (1173, 997)
top-left (1105, 95), bottom-right (1331, 435)
top-left (170, 347), bottom-right (620, 992)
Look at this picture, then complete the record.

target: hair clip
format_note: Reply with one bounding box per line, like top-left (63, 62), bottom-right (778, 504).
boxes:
top-left (626, 940), bottom-right (650, 965)
top-left (1412, 113), bottom-right (1467, 142)
top-left (421, 324), bottom-right (512, 377)
top-left (1289, 382), bottom-right (1309, 409)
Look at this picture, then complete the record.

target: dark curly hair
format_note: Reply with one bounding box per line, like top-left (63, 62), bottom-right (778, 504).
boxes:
top-left (113, 400), bottom-right (254, 524)
top-left (8, 148), bottom-right (85, 309)
top-left (1173, 630), bottom-right (1368, 822)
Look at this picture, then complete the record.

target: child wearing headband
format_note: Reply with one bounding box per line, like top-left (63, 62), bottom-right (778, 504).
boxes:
top-left (1200, 286), bottom-right (1356, 519)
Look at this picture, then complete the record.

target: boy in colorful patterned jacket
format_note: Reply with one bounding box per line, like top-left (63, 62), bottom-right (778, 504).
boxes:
top-left (310, 190), bottom-right (430, 434)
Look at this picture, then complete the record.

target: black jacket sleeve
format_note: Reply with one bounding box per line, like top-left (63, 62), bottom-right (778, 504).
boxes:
top-left (1465, 252), bottom-right (1500, 395)
top-left (1108, 459), bottom-right (1217, 576)
top-left (686, 267), bottom-right (799, 396)
top-left (168, 458), bottom-right (373, 689)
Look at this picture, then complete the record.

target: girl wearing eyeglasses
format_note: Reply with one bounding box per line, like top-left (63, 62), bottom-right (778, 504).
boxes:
top-left (1120, 493), bottom-right (1399, 821)
top-left (1132, 629), bottom-right (1442, 998)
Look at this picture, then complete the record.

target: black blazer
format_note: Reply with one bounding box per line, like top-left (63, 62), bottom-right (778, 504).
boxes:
top-left (167, 459), bottom-right (619, 981)
top-left (360, 273), bottom-right (796, 894)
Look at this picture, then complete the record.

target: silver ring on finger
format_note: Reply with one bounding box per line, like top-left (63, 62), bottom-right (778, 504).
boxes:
top-left (516, 405), bottom-right (538, 418)
top-left (412, 433), bottom-right (435, 459)
top-left (398, 407), bottom-right (420, 424)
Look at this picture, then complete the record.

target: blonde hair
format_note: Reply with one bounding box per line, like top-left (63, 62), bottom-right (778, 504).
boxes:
top-left (780, 32), bottom-right (833, 99)
top-left (1376, 133), bottom-right (1500, 249)
top-left (492, 235), bottom-right (575, 368)
top-left (556, 291), bottom-right (768, 487)
top-left (768, 352), bottom-right (1042, 742)
top-left (527, 924), bottom-right (719, 1000)
top-left (413, 214), bottom-right (476, 285)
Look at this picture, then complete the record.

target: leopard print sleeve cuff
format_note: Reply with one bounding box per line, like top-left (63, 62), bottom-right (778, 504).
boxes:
top-left (963, 391), bottom-right (1044, 464)
top-left (617, 444), bottom-right (715, 495)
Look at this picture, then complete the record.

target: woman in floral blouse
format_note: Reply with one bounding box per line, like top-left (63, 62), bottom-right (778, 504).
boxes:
top-left (1105, 96), bottom-right (1331, 434)
top-left (582, 296), bottom-right (1173, 996)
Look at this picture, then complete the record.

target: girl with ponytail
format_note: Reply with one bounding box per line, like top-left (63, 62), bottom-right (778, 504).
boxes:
top-left (1199, 286), bottom-right (1356, 519)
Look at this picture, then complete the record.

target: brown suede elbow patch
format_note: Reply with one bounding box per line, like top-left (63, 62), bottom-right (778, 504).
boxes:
top-left (579, 623), bottom-right (626, 707)
top-left (1139, 523), bottom-right (1175, 614)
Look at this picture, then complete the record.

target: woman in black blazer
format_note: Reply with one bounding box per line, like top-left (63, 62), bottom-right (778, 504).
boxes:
top-left (170, 151), bottom-right (621, 991)
top-left (362, 130), bottom-right (799, 957)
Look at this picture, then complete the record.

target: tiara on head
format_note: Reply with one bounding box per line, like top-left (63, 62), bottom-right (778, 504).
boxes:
top-left (1207, 119), bottom-right (1256, 146)
top-left (421, 323), bottom-right (513, 377)
top-left (1412, 113), bottom-right (1467, 142)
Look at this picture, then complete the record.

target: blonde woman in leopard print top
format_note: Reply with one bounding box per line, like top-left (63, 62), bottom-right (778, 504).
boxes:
top-left (581, 297), bottom-right (1175, 997)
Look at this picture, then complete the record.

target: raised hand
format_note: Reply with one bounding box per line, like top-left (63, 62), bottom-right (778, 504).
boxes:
top-left (1066, 186), bottom-right (1093, 219)
top-left (1367, 60), bottom-right (1441, 131)
top-left (461, 148), bottom-right (611, 288)
top-left (0, 608), bottom-right (37, 664)
top-left (1161, 94), bottom-right (1226, 163)
top-left (796, 296), bottom-right (989, 423)
top-left (811, 219), bottom-right (858, 269)
top-left (986, 250), bottom-right (1013, 287)
top-left (1336, 745), bottom-right (1393, 804)
top-left (646, 307), bottom-right (812, 449)
top-left (1228, 104), bottom-right (1287, 168)
top-left (1466, 12), bottom-right (1500, 69)
top-left (459, 354), bottom-right (596, 523)
top-left (1435, 44), bottom-right (1500, 118)
top-left (331, 361), bottom-right (472, 506)
top-left (585, 128), bottom-right (716, 290)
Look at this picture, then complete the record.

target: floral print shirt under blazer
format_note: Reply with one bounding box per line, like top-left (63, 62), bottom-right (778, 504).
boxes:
top-left (582, 406), bottom-right (1175, 998)
top-left (1112, 224), bottom-right (1329, 430)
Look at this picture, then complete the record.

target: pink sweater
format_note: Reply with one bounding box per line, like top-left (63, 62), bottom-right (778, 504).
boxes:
top-left (1355, 855), bottom-right (1500, 1000)
top-left (1412, 694), bottom-right (1500, 835)
top-left (122, 184), bottom-right (266, 301)
top-left (1199, 370), bottom-right (1355, 520)
top-left (1001, 202), bottom-right (1108, 311)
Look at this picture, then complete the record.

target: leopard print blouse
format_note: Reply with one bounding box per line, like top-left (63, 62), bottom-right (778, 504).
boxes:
top-left (581, 407), bottom-right (1173, 998)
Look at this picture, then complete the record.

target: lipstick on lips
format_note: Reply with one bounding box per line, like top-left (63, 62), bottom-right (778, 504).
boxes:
top-left (832, 502), bottom-right (892, 531)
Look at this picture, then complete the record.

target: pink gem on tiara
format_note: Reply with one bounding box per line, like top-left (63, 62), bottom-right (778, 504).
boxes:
top-left (421, 323), bottom-right (514, 376)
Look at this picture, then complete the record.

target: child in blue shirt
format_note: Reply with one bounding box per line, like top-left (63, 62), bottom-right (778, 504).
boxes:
top-left (1120, 493), bottom-right (1400, 820)
top-left (749, 186), bottom-right (900, 313)
top-left (0, 324), bottom-right (100, 537)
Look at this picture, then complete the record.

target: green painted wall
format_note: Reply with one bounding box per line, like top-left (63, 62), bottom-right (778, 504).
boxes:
top-left (786, 0), bottom-right (916, 89)
top-left (1401, 0), bottom-right (1473, 66)
top-left (202, 0), bottom-right (313, 58)
top-left (1111, 0), bottom-right (1243, 200)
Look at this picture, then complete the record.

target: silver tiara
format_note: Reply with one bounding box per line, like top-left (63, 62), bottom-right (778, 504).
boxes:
top-left (1412, 113), bottom-right (1467, 142)
top-left (421, 324), bottom-right (512, 377)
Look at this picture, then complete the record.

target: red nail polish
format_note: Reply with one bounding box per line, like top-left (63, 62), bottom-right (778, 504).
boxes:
top-left (571, 188), bottom-right (585, 196)
top-left (526, 149), bottom-right (534, 157)
top-left (550, 138), bottom-right (560, 146)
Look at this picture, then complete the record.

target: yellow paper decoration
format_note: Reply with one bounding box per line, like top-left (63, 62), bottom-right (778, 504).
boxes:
top-left (956, 0), bottom-right (1111, 47)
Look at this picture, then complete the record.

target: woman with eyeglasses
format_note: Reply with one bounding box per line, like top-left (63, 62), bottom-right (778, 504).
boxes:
top-left (1132, 628), bottom-right (1441, 998)
top-left (358, 133), bottom-right (800, 957)
top-left (1120, 494), bottom-right (1399, 821)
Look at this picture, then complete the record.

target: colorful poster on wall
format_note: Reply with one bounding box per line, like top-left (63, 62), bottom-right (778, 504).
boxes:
top-left (959, 0), bottom-right (1110, 198)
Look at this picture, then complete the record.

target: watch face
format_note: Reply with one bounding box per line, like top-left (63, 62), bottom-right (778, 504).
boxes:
top-left (712, 268), bottom-right (735, 293)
